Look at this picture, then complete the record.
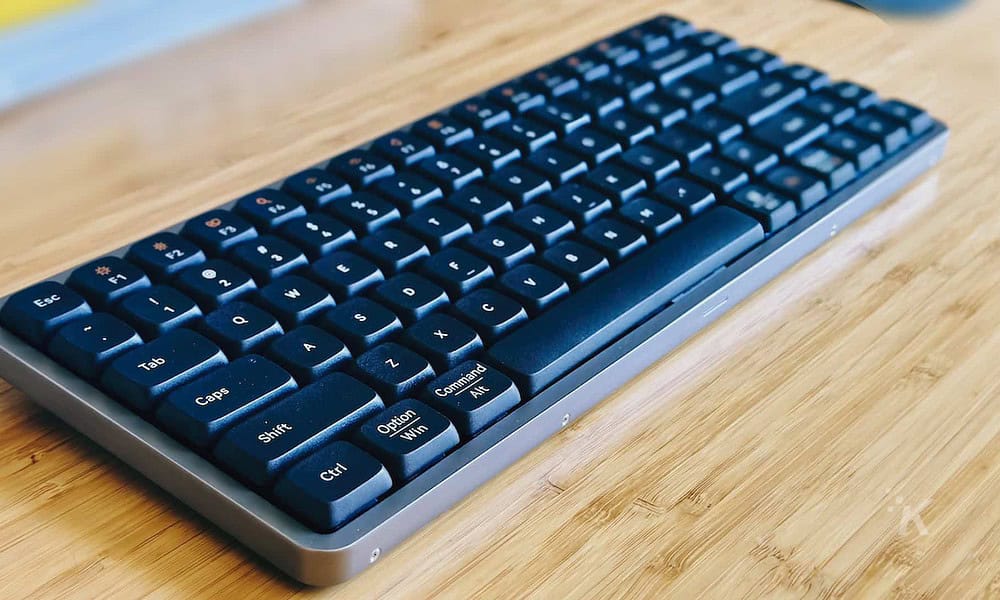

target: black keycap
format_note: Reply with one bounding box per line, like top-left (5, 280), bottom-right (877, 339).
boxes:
top-left (719, 139), bottom-right (779, 175)
top-left (795, 146), bottom-right (858, 190)
top-left (649, 127), bottom-right (712, 165)
top-left (562, 128), bottom-right (623, 166)
top-left (507, 204), bottom-right (575, 247)
top-left (488, 206), bottom-right (764, 395)
top-left (730, 47), bottom-right (783, 73)
top-left (445, 185), bottom-right (513, 227)
top-left (155, 355), bottom-right (297, 448)
top-left (450, 98), bottom-right (511, 131)
top-left (828, 81), bottom-right (878, 109)
top-left (524, 66), bottom-right (580, 97)
top-left (799, 93), bottom-right (856, 126)
top-left (402, 313), bottom-right (483, 372)
top-left (182, 209), bottom-right (258, 255)
top-left (416, 153), bottom-right (484, 192)
top-left (230, 235), bottom-right (308, 283)
top-left (464, 226), bottom-right (535, 271)
top-left (175, 259), bottom-right (256, 310)
top-left (847, 112), bottom-right (910, 154)
top-left (582, 218), bottom-right (648, 261)
top-left (541, 240), bottom-right (610, 286)
top-left (637, 46), bottom-right (713, 86)
top-left (646, 14), bottom-right (696, 40)
top-left (214, 372), bottom-right (383, 486)
top-left (688, 30), bottom-right (740, 56)
top-left (685, 110), bottom-right (743, 144)
top-left (68, 256), bottom-right (150, 310)
top-left (372, 273), bottom-right (449, 323)
top-left (48, 313), bottom-right (143, 379)
top-left (423, 360), bottom-right (521, 438)
top-left (374, 172), bottom-right (444, 212)
top-left (618, 145), bottom-right (681, 184)
top-left (545, 183), bottom-right (613, 225)
top-left (273, 441), bottom-right (392, 531)
top-left (357, 228), bottom-right (430, 275)
top-left (727, 185), bottom-right (798, 233)
top-left (310, 251), bottom-right (384, 300)
top-left (278, 213), bottom-right (356, 260)
top-left (256, 275), bottom-right (335, 328)
top-left (101, 329), bottom-right (227, 412)
top-left (371, 131), bottom-right (436, 167)
top-left (752, 110), bottom-right (829, 156)
top-left (354, 342), bottom-right (435, 404)
top-left (488, 81), bottom-right (546, 113)
top-left (630, 93), bottom-right (687, 129)
top-left (653, 176), bottom-right (716, 217)
top-left (493, 117), bottom-right (558, 153)
top-left (618, 198), bottom-right (682, 237)
top-left (562, 85), bottom-right (624, 118)
top-left (875, 99), bottom-right (933, 136)
top-left (764, 165), bottom-right (829, 210)
top-left (687, 156), bottom-right (749, 194)
top-left (282, 168), bottom-right (352, 209)
top-left (266, 325), bottom-right (351, 383)
top-left (690, 59), bottom-right (760, 95)
top-left (327, 192), bottom-right (401, 234)
top-left (821, 130), bottom-right (884, 172)
top-left (420, 247), bottom-right (494, 297)
top-left (412, 114), bottom-right (474, 148)
top-left (116, 285), bottom-right (202, 338)
top-left (455, 135), bottom-right (521, 173)
top-left (320, 298), bottom-right (401, 352)
top-left (584, 163), bottom-right (648, 204)
top-left (558, 51), bottom-right (612, 82)
top-left (488, 164), bottom-right (553, 205)
top-left (589, 37), bottom-right (641, 68)
top-left (526, 147), bottom-right (588, 184)
top-left (355, 399), bottom-right (459, 481)
top-left (717, 78), bottom-right (806, 126)
top-left (528, 101), bottom-right (592, 135)
top-left (661, 79), bottom-right (717, 112)
top-left (777, 64), bottom-right (830, 90)
top-left (201, 301), bottom-right (283, 356)
top-left (404, 206), bottom-right (473, 250)
top-left (498, 264), bottom-right (570, 313)
top-left (597, 111), bottom-right (655, 148)
top-left (453, 289), bottom-right (528, 342)
top-left (603, 68), bottom-right (657, 101)
top-left (619, 21), bottom-right (670, 54)
top-left (127, 232), bottom-right (206, 279)
top-left (328, 149), bottom-right (395, 187)
top-left (233, 189), bottom-right (307, 231)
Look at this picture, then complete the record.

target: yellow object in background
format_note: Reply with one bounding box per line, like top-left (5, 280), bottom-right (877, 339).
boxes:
top-left (0, 0), bottom-right (86, 30)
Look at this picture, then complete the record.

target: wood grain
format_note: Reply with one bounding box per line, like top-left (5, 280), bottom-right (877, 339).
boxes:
top-left (1, 0), bottom-right (998, 597)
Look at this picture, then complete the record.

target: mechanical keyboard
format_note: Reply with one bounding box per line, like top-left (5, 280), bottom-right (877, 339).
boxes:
top-left (0, 15), bottom-right (947, 585)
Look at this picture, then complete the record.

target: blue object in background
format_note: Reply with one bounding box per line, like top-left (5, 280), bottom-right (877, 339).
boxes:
top-left (844, 0), bottom-right (966, 14)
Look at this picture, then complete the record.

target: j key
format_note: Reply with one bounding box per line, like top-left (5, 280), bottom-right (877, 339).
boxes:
top-left (233, 189), bottom-right (307, 231)
top-left (799, 93), bottom-right (856, 126)
top-left (355, 399), bottom-right (459, 481)
top-left (354, 342), bottom-right (435, 404)
top-left (875, 99), bottom-right (933, 136)
top-left (402, 313), bottom-right (483, 372)
top-left (661, 80), bottom-right (717, 112)
top-left (654, 177), bottom-right (716, 217)
top-left (764, 165), bottom-right (828, 210)
top-left (637, 46), bottom-right (713, 86)
top-left (603, 68), bottom-right (656, 101)
top-left (328, 149), bottom-right (395, 187)
top-left (201, 301), bottom-right (283, 356)
top-left (630, 94), bottom-right (687, 129)
top-left (649, 127), bottom-right (712, 165)
top-left (690, 59), bottom-right (759, 95)
top-left (230, 236), bottom-right (308, 283)
top-left (155, 355), bottom-right (297, 449)
top-left (100, 329), bottom-right (227, 412)
top-left (562, 86), bottom-right (624, 118)
top-left (420, 247), bottom-right (494, 297)
top-left (176, 260), bottom-right (255, 310)
top-left (820, 130), bottom-right (884, 172)
top-left (405, 206), bottom-right (473, 250)
top-left (559, 51), bottom-right (610, 83)
top-left (507, 204), bottom-right (575, 247)
top-left (752, 110), bottom-right (829, 156)
top-left (278, 213), bottom-right (356, 260)
top-left (372, 273), bottom-right (449, 323)
top-left (450, 98), bottom-right (511, 131)
top-left (582, 218), bottom-right (648, 262)
top-left (523, 66), bottom-right (580, 97)
top-left (273, 441), bottom-right (392, 532)
top-left (584, 163), bottom-right (648, 204)
top-left (562, 128), bottom-right (623, 166)
top-left (618, 22), bottom-right (669, 54)
top-left (455, 135), bottom-right (521, 173)
top-left (116, 285), bottom-right (202, 338)
top-left (618, 197), bottom-right (682, 237)
top-left (730, 47), bottom-right (783, 73)
top-left (266, 325), bottom-right (351, 383)
top-left (719, 139), bottom-right (779, 175)
top-left (685, 110), bottom-right (743, 144)
top-left (182, 209), bottom-right (258, 255)
top-left (828, 81), bottom-right (878, 109)
top-left (214, 372), bottom-right (383, 486)
top-left (541, 240), bottom-right (610, 286)
top-left (688, 30), bottom-right (740, 56)
top-left (488, 164), bottom-right (552, 205)
top-left (588, 37), bottom-right (640, 68)
top-left (311, 251), bottom-right (384, 300)
top-left (445, 185), bottom-right (513, 227)
top-left (493, 117), bottom-right (558, 153)
top-left (412, 114), bottom-right (474, 148)
top-left (374, 172), bottom-right (444, 212)
top-left (371, 131), bottom-right (436, 167)
top-left (618, 145), bottom-right (681, 184)
top-left (488, 206), bottom-right (764, 395)
top-left (498, 264), bottom-right (570, 314)
top-left (487, 81), bottom-right (546, 114)
top-left (358, 228), bottom-right (430, 275)
top-left (48, 313), bottom-right (143, 379)
top-left (281, 168), bottom-right (352, 209)
top-left (528, 101), bottom-right (592, 136)
top-left (328, 192), bottom-right (401, 235)
top-left (453, 288), bottom-right (528, 342)
top-left (527, 146), bottom-right (588, 184)
top-left (127, 232), bottom-right (206, 279)
top-left (597, 112), bottom-right (655, 148)
top-left (417, 153), bottom-right (484, 192)
top-left (320, 298), bottom-right (401, 351)
top-left (777, 64), bottom-right (830, 91)
top-left (795, 146), bottom-right (857, 190)
top-left (717, 78), bottom-right (806, 126)
top-left (847, 112), bottom-right (910, 154)
top-left (545, 183), bottom-right (613, 225)
top-left (687, 156), bottom-right (749, 194)
top-left (728, 185), bottom-right (798, 233)
top-left (423, 360), bottom-right (521, 438)
top-left (68, 257), bottom-right (150, 309)
top-left (464, 226), bottom-right (535, 271)
top-left (257, 275), bottom-right (335, 328)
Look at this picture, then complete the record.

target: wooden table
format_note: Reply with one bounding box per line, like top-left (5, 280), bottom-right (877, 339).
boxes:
top-left (1, 0), bottom-right (998, 597)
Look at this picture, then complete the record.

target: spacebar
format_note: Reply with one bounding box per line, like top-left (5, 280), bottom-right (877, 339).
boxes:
top-left (487, 206), bottom-right (764, 395)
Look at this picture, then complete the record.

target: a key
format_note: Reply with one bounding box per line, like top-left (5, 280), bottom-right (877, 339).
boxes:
top-left (795, 146), bottom-right (857, 190)
top-left (327, 192), bottom-right (401, 235)
top-left (584, 163), bottom-right (648, 204)
top-left (727, 185), bottom-right (798, 233)
top-left (820, 130), bottom-right (884, 172)
top-left (618, 145), bottom-right (681, 184)
top-left (48, 313), bottom-right (143, 379)
top-left (445, 185), bottom-right (513, 227)
top-left (716, 77), bottom-right (806, 126)
top-left (256, 275), bottom-right (335, 329)
top-left (751, 110), bottom-right (829, 156)
top-left (541, 240), bottom-right (610, 286)
top-left (281, 168), bottom-right (352, 209)
top-left (507, 204), bottom-right (575, 247)
top-left (354, 342), bottom-right (435, 404)
top-left (230, 235), bottom-right (308, 283)
top-left (528, 100), bottom-right (592, 135)
top-left (488, 81), bottom-right (546, 113)
top-left (417, 153), bottom-right (484, 192)
top-left (582, 218), bottom-right (648, 262)
top-left (527, 147), bottom-right (588, 184)
top-left (68, 256), bottom-right (150, 309)
top-left (498, 264), bottom-right (570, 313)
top-left (653, 177), bottom-right (716, 217)
top-left (328, 149), bottom-right (395, 187)
top-left (450, 98), bottom-right (512, 131)
top-left (687, 156), bottom-right (749, 194)
top-left (201, 301), bottom-right (283, 356)
top-left (637, 46), bottom-right (713, 86)
top-left (310, 251), bottom-right (384, 300)
top-left (452, 288), bottom-right (528, 342)
top-left (719, 139), bottom-right (779, 175)
top-left (320, 298), bottom-right (401, 352)
top-left (777, 64), bottom-right (830, 90)
top-left (649, 127), bottom-right (712, 165)
top-left (730, 47), bottom-right (783, 73)
top-left (828, 81), bottom-right (878, 109)
top-left (127, 232), bottom-right (206, 279)
top-left (562, 128), bottom-right (623, 166)
top-left (404, 206), bottom-right (473, 251)
top-left (488, 164), bottom-right (553, 205)
top-left (799, 93), bottom-right (857, 126)
top-left (423, 360), bottom-right (521, 438)
top-left (875, 99), bottom-right (933, 136)
top-left (464, 226), bottom-right (535, 271)
top-left (764, 165), bottom-right (829, 210)
top-left (371, 131), bottom-right (436, 167)
top-left (374, 172), bottom-right (444, 213)
top-left (412, 114), bottom-right (475, 148)
top-left (562, 85), bottom-right (624, 118)
top-left (175, 259), bottom-right (256, 310)
top-left (371, 273), bottom-right (449, 324)
top-left (116, 285), bottom-right (202, 338)
top-left (182, 209), bottom-right (258, 255)
top-left (630, 93), bottom-right (687, 129)
top-left (690, 59), bottom-right (760, 95)
top-left (597, 111), bottom-right (656, 148)
top-left (618, 197), bottom-right (682, 238)
top-left (493, 117), bottom-right (558, 153)
top-left (266, 325), bottom-right (351, 383)
top-left (420, 247), bottom-right (494, 297)
top-left (278, 213), bottom-right (356, 260)
top-left (545, 183), bottom-right (613, 225)
top-left (233, 189), bottom-right (307, 230)
top-left (402, 313), bottom-right (483, 372)
top-left (455, 135), bottom-right (522, 173)
top-left (847, 112), bottom-right (910, 154)
top-left (355, 399), bottom-right (460, 480)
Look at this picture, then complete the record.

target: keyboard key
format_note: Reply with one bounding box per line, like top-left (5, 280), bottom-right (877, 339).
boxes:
top-left (524, 66), bottom-right (580, 97)
top-left (589, 37), bottom-right (641, 68)
top-left (355, 342), bottom-right (435, 404)
top-left (847, 112), bottom-right (910, 154)
top-left (630, 93), bottom-right (687, 128)
top-left (372, 273), bottom-right (449, 323)
top-left (327, 192), bottom-right (401, 235)
top-left (875, 99), bottom-right (933, 135)
top-left (777, 64), bottom-right (829, 90)
top-left (717, 77), bottom-right (806, 126)
top-left (493, 117), bottom-right (558, 153)
top-left (582, 218), bottom-right (647, 261)
top-left (68, 256), bottom-right (150, 309)
top-left (507, 204), bottom-right (575, 247)
top-left (828, 81), bottom-right (878, 109)
top-left (445, 185), bottom-right (513, 227)
top-left (155, 355), bottom-right (297, 448)
top-left (584, 163), bottom-right (648, 204)
top-left (266, 325), bottom-right (351, 383)
top-left (488, 164), bottom-right (553, 205)
top-left (412, 114), bottom-right (474, 148)
top-left (488, 81), bottom-right (546, 113)
top-left (256, 275), bottom-right (335, 329)
top-left (563, 85), bottom-right (625, 119)
top-left (281, 168), bottom-right (352, 209)
top-left (175, 260), bottom-right (256, 310)
top-left (727, 185), bottom-right (798, 232)
top-left (687, 156), bottom-right (749, 194)
top-left (423, 360), bottom-right (520, 438)
top-left (48, 313), bottom-right (143, 379)
top-left (450, 98), bottom-right (511, 131)
top-left (528, 101), bottom-right (592, 135)
top-left (273, 441), bottom-right (392, 531)
top-left (730, 47), bottom-right (783, 73)
top-left (821, 130), bottom-right (884, 172)
top-left (619, 21), bottom-right (670, 53)
top-left (182, 210), bottom-right (257, 255)
top-left (795, 146), bottom-right (857, 190)
top-left (127, 232), bottom-right (206, 279)
top-left (101, 329), bottom-right (227, 412)
top-left (719, 139), bottom-right (779, 175)
top-left (653, 177), bottom-right (716, 217)
top-left (278, 214), bottom-right (356, 260)
top-left (488, 206), bottom-right (763, 394)
top-left (402, 313), bottom-right (483, 372)
top-left (603, 68), bottom-right (656, 102)
top-left (541, 240), bottom-right (610, 286)
top-left (545, 183), bottom-right (613, 225)
top-left (201, 301), bottom-right (283, 356)
top-left (752, 110), bottom-right (829, 156)
top-left (562, 128), bottom-right (623, 166)
top-left (558, 51), bottom-right (611, 82)
top-left (688, 30), bottom-right (740, 56)
top-left (328, 149), bottom-right (395, 187)
top-left (455, 135), bottom-right (521, 173)
top-left (690, 59), bottom-right (759, 95)
top-left (371, 131), bottom-right (436, 167)
top-left (637, 46), bottom-right (713, 85)
top-left (310, 251), bottom-right (384, 300)
top-left (404, 206), bottom-right (473, 251)
top-left (355, 399), bottom-right (459, 480)
top-left (685, 110), bottom-right (743, 144)
top-left (597, 111), bottom-right (656, 148)
top-left (799, 93), bottom-right (856, 126)
top-left (320, 298), bottom-right (401, 351)
top-left (214, 372), bottom-right (383, 486)
top-left (646, 15), bottom-right (696, 40)
top-left (230, 235), bottom-right (308, 283)
top-left (453, 288), bottom-right (527, 342)
top-left (117, 285), bottom-right (202, 338)
top-left (661, 80), bottom-right (716, 112)
top-left (649, 127), bottom-right (712, 165)
top-left (420, 247), bottom-right (494, 297)
top-left (527, 147), bottom-right (588, 184)
top-left (234, 189), bottom-right (307, 231)
top-left (374, 172), bottom-right (444, 212)
top-left (618, 197), bottom-right (682, 237)
top-left (417, 153), bottom-right (484, 192)
top-left (498, 264), bottom-right (570, 313)
top-left (764, 165), bottom-right (828, 210)
top-left (464, 227), bottom-right (534, 272)
top-left (617, 145), bottom-right (681, 185)
top-left (358, 228), bottom-right (430, 275)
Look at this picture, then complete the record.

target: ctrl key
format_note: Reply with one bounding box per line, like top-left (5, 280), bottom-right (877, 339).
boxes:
top-left (356, 399), bottom-right (459, 481)
top-left (274, 441), bottom-right (392, 531)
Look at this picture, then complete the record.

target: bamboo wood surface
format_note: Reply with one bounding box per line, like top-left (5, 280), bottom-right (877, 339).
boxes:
top-left (1, 0), bottom-right (999, 597)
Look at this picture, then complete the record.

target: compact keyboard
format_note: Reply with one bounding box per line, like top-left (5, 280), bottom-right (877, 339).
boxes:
top-left (0, 15), bottom-right (946, 585)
